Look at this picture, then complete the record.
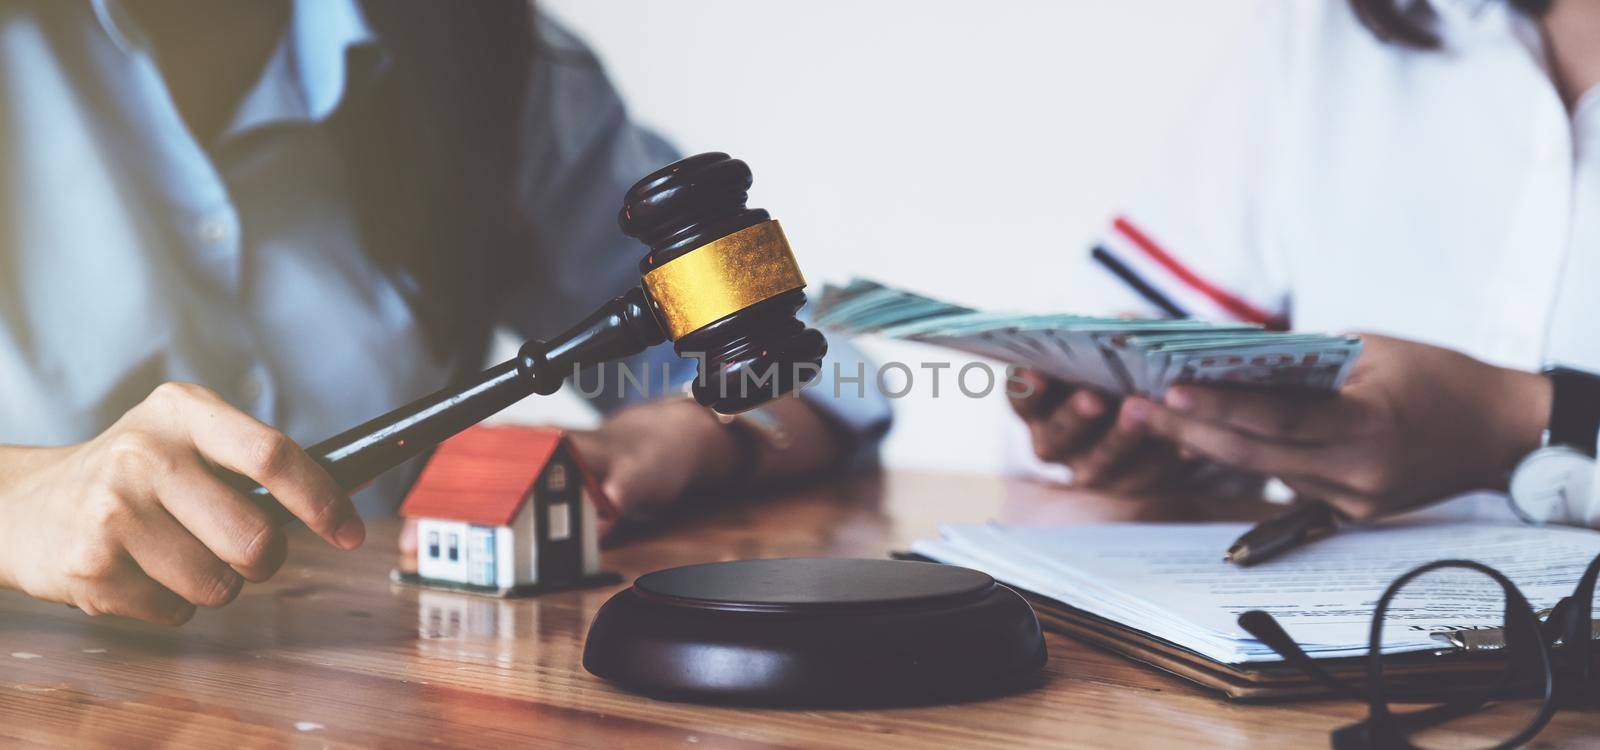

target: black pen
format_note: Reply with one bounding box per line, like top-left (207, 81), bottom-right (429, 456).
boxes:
top-left (1226, 500), bottom-right (1341, 567)
top-left (1090, 245), bottom-right (1191, 319)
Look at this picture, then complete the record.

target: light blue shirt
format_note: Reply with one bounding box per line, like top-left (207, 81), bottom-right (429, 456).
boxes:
top-left (0, 1), bottom-right (889, 514)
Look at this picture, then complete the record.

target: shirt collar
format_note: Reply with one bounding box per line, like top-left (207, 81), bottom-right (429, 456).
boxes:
top-left (1428, 0), bottom-right (1495, 18)
top-left (90, 0), bottom-right (150, 57)
top-left (227, 0), bottom-right (382, 136)
top-left (1414, 0), bottom-right (1519, 47)
top-left (90, 0), bottom-right (382, 138)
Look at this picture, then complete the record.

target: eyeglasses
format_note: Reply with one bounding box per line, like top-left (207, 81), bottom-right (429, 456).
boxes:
top-left (1239, 552), bottom-right (1600, 750)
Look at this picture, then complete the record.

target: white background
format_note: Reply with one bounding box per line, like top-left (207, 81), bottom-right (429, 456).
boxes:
top-left (499, 0), bottom-right (1267, 475)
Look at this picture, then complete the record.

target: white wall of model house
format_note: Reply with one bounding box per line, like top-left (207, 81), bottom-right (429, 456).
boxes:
top-left (414, 488), bottom-right (604, 591)
top-left (416, 518), bottom-right (481, 585)
top-left (579, 494), bottom-right (602, 575)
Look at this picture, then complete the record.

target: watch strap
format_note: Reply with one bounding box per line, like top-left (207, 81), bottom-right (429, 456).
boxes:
top-left (1546, 367), bottom-right (1600, 457)
top-left (719, 418), bottom-right (764, 490)
top-left (714, 405), bottom-right (793, 488)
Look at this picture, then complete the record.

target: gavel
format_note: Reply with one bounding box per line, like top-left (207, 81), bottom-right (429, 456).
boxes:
top-left (245, 153), bottom-right (827, 522)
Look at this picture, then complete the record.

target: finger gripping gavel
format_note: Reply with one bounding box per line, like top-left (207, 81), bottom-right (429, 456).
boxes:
top-left (247, 153), bottom-right (827, 521)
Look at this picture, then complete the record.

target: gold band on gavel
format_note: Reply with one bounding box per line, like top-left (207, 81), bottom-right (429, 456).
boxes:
top-left (641, 220), bottom-right (806, 341)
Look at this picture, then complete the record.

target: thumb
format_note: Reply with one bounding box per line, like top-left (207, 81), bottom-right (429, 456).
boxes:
top-left (1010, 369), bottom-right (1070, 417)
top-left (601, 457), bottom-right (649, 519)
top-left (565, 431), bottom-right (610, 475)
top-left (602, 452), bottom-right (687, 523)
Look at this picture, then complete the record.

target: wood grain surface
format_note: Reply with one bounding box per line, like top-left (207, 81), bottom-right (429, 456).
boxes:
top-left (1, 470), bottom-right (1596, 749)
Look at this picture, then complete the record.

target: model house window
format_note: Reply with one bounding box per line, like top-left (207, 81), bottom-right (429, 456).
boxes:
top-left (427, 531), bottom-right (440, 559)
top-left (547, 503), bottom-right (571, 541)
top-left (447, 533), bottom-right (459, 562)
top-left (546, 463), bottom-right (567, 492)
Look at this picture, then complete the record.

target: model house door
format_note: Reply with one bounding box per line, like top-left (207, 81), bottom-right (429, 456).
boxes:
top-left (535, 460), bottom-right (581, 583)
top-left (466, 526), bottom-right (496, 587)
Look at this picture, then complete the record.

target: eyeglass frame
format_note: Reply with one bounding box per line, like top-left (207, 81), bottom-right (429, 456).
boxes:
top-left (1237, 551), bottom-right (1600, 750)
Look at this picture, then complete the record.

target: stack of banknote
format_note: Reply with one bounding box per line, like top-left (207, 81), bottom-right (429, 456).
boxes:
top-left (814, 278), bottom-right (1362, 396)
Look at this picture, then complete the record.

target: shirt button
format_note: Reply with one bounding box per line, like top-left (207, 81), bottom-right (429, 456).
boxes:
top-left (198, 215), bottom-right (231, 245)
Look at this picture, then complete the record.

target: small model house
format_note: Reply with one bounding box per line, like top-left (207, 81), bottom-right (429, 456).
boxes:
top-left (397, 425), bottom-right (618, 596)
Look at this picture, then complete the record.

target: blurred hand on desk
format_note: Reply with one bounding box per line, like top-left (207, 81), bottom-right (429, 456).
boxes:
top-left (398, 394), bottom-right (847, 569)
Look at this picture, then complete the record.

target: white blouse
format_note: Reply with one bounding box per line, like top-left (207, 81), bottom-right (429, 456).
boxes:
top-left (1061, 0), bottom-right (1600, 521)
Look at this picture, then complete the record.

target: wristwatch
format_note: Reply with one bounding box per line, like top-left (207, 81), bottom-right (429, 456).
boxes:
top-left (1508, 367), bottom-right (1600, 526)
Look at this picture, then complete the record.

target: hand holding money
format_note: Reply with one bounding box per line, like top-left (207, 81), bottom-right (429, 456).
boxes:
top-left (1140, 334), bottom-right (1552, 519)
top-left (816, 278), bottom-right (1362, 495)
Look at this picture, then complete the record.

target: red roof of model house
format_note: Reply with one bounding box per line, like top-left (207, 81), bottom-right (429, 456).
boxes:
top-left (399, 425), bottom-right (614, 527)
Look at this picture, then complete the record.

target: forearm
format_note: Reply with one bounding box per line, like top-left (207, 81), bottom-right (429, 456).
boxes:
top-left (0, 444), bottom-right (76, 592)
top-left (0, 446), bottom-right (40, 591)
top-left (0, 444), bottom-right (68, 487)
top-left (0, 444), bottom-right (71, 514)
top-left (1488, 367), bottom-right (1554, 490)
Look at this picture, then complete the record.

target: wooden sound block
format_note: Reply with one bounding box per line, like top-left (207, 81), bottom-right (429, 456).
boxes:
top-left (582, 558), bottom-right (1047, 706)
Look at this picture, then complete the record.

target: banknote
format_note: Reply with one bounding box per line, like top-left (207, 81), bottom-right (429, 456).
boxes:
top-left (814, 278), bottom-right (1362, 396)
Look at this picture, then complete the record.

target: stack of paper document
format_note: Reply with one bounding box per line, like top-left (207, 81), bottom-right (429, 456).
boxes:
top-left (913, 521), bottom-right (1600, 664)
top-left (815, 278), bottom-right (1361, 395)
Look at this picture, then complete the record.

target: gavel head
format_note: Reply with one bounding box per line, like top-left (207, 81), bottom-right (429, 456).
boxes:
top-left (620, 153), bottom-right (827, 414)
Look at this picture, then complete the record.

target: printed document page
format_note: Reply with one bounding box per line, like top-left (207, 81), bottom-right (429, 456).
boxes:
top-left (912, 521), bottom-right (1600, 664)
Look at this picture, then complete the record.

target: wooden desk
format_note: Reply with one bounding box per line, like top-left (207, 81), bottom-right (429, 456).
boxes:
top-left (1, 471), bottom-right (1595, 748)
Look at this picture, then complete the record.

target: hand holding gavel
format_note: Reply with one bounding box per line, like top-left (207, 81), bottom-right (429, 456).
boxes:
top-left (0, 154), bottom-right (827, 625)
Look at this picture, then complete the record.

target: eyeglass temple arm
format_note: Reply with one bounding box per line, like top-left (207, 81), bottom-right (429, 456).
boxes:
top-left (1329, 701), bottom-right (1489, 750)
top-left (1552, 552), bottom-right (1600, 688)
top-left (1240, 610), bottom-right (1495, 747)
top-left (1238, 611), bottom-right (1367, 700)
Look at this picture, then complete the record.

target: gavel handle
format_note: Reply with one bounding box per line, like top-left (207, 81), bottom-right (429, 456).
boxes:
top-left (243, 357), bottom-right (534, 524)
top-left (241, 288), bottom-right (666, 525)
